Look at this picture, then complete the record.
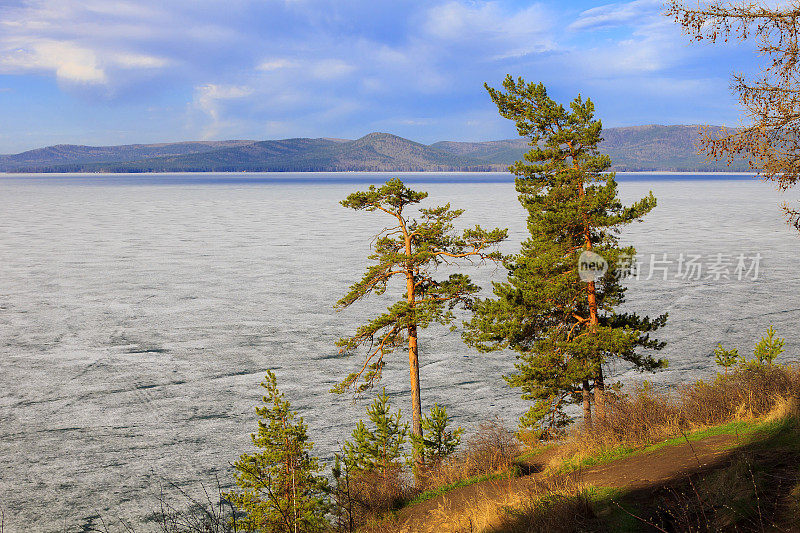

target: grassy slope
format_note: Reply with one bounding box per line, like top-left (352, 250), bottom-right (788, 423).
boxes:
top-left (579, 417), bottom-right (800, 532)
top-left (396, 415), bottom-right (800, 532)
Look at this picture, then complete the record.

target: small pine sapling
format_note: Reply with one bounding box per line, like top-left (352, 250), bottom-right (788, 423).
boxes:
top-left (226, 370), bottom-right (329, 533)
top-left (343, 389), bottom-right (409, 479)
top-left (331, 452), bottom-right (355, 533)
top-left (713, 343), bottom-right (740, 374)
top-left (754, 325), bottom-right (785, 366)
top-left (412, 403), bottom-right (464, 470)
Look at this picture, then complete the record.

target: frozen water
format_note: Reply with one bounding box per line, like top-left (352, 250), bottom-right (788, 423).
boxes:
top-left (0, 172), bottom-right (798, 531)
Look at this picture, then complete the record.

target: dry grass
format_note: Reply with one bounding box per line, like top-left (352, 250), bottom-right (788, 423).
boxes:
top-left (548, 364), bottom-right (800, 469)
top-left (494, 482), bottom-right (596, 533)
top-left (389, 474), bottom-right (593, 533)
top-left (367, 367), bottom-right (800, 532)
top-left (331, 464), bottom-right (412, 531)
top-left (420, 417), bottom-right (521, 490)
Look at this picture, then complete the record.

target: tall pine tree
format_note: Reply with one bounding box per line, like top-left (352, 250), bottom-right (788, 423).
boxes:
top-left (464, 77), bottom-right (667, 434)
top-left (335, 178), bottom-right (506, 476)
top-left (226, 371), bottom-right (329, 532)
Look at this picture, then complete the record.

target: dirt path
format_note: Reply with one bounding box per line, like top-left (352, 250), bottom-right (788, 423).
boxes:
top-left (397, 433), bottom-right (742, 531)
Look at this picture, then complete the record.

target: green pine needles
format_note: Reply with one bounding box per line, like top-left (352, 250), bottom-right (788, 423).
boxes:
top-left (465, 76), bottom-right (668, 436)
top-left (754, 325), bottom-right (786, 366)
top-left (343, 389), bottom-right (409, 478)
top-left (334, 178), bottom-right (506, 475)
top-left (717, 326), bottom-right (787, 371)
top-left (226, 370), bottom-right (329, 533)
top-left (714, 343), bottom-right (740, 373)
top-left (412, 403), bottom-right (464, 470)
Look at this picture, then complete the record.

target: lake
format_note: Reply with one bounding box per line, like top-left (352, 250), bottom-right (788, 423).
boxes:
top-left (1, 172), bottom-right (798, 531)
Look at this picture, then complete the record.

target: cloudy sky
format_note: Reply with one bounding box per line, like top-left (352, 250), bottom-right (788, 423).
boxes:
top-left (0, 0), bottom-right (758, 153)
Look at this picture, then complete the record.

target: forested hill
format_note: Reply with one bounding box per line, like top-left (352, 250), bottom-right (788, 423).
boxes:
top-left (0, 125), bottom-right (750, 173)
top-left (432, 125), bottom-right (748, 172)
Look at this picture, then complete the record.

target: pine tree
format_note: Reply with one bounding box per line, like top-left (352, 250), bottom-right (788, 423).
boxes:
top-left (343, 389), bottom-right (408, 478)
top-left (713, 343), bottom-right (739, 374)
top-left (754, 325), bottom-right (785, 366)
top-left (226, 371), bottom-right (329, 533)
top-left (412, 403), bottom-right (463, 469)
top-left (464, 77), bottom-right (668, 435)
top-left (335, 178), bottom-right (506, 476)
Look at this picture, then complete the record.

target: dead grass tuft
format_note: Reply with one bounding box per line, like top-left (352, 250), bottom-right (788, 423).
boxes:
top-left (421, 417), bottom-right (521, 490)
top-left (331, 464), bottom-right (412, 531)
top-left (550, 364), bottom-right (800, 468)
top-left (403, 474), bottom-right (593, 533)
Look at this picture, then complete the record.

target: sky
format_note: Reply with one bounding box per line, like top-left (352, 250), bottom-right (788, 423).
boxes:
top-left (0, 0), bottom-right (760, 153)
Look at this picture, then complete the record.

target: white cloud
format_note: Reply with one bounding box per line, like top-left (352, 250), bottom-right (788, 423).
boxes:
top-left (0, 0), bottom-right (177, 86)
top-left (423, 1), bottom-right (555, 58)
top-left (257, 57), bottom-right (355, 79)
top-left (309, 59), bottom-right (355, 80)
top-left (0, 37), bottom-right (171, 84)
top-left (398, 118), bottom-right (435, 126)
top-left (569, 0), bottom-right (663, 32)
top-left (192, 84), bottom-right (254, 139)
top-left (114, 53), bottom-right (170, 69)
top-left (0, 39), bottom-right (107, 84)
top-left (257, 59), bottom-right (295, 71)
top-left (561, 0), bottom-right (689, 77)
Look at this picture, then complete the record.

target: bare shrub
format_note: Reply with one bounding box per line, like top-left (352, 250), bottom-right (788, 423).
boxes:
top-left (351, 465), bottom-right (411, 514)
top-left (331, 463), bottom-right (412, 531)
top-left (149, 480), bottom-right (240, 533)
top-left (679, 364), bottom-right (799, 425)
top-left (423, 417), bottom-right (521, 490)
top-left (552, 364), bottom-right (800, 467)
top-left (589, 382), bottom-right (680, 449)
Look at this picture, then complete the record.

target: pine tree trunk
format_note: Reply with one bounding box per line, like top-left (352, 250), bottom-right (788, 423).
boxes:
top-left (576, 155), bottom-right (604, 425)
top-left (582, 379), bottom-right (592, 430)
top-left (408, 323), bottom-right (423, 478)
top-left (594, 366), bottom-right (605, 420)
top-left (406, 254), bottom-right (423, 483)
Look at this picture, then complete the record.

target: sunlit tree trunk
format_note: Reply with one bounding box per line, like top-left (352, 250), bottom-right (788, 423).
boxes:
top-left (335, 179), bottom-right (506, 486)
top-left (582, 380), bottom-right (592, 430)
top-left (406, 266), bottom-right (423, 476)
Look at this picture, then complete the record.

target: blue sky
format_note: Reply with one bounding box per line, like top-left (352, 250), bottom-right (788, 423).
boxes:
top-left (0, 0), bottom-right (758, 153)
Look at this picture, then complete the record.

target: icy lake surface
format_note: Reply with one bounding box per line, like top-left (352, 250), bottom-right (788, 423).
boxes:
top-left (1, 172), bottom-right (798, 531)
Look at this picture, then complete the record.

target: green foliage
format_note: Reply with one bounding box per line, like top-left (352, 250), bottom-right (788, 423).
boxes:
top-left (333, 178), bottom-right (506, 394)
top-left (465, 77), bottom-right (667, 435)
top-left (411, 403), bottom-right (464, 468)
top-left (714, 343), bottom-right (740, 371)
top-left (226, 371), bottom-right (329, 533)
top-left (713, 328), bottom-right (787, 373)
top-left (343, 390), bottom-right (409, 477)
top-left (753, 325), bottom-right (785, 366)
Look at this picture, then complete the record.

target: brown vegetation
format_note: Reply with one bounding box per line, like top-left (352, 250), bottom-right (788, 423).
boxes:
top-left (551, 363), bottom-right (800, 466)
top-left (420, 417), bottom-right (521, 490)
top-left (391, 364), bottom-right (800, 532)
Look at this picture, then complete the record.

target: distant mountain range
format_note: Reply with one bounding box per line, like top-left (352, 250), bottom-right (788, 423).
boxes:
top-left (0, 125), bottom-right (750, 173)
